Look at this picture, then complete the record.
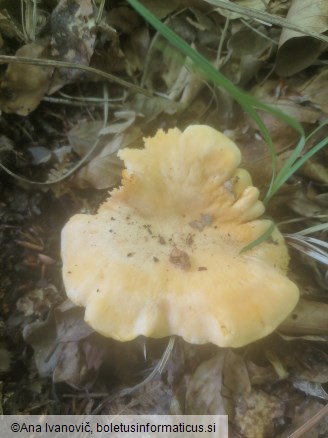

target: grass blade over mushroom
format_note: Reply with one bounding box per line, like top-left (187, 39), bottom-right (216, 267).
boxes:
top-left (128, 0), bottom-right (328, 252)
top-left (128, 0), bottom-right (303, 195)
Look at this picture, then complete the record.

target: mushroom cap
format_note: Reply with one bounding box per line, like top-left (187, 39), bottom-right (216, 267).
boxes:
top-left (61, 125), bottom-right (299, 347)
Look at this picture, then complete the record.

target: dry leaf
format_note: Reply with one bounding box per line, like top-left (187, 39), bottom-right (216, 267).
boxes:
top-left (23, 300), bottom-right (94, 381)
top-left (68, 120), bottom-right (104, 158)
top-left (224, 26), bottom-right (272, 86)
top-left (247, 360), bottom-right (277, 386)
top-left (71, 127), bottom-right (142, 189)
top-left (293, 379), bottom-right (328, 400)
top-left (123, 27), bottom-right (150, 75)
top-left (0, 41), bottom-right (53, 115)
top-left (71, 154), bottom-right (123, 189)
top-left (222, 350), bottom-right (252, 404)
top-left (299, 159), bottom-right (328, 185)
top-left (297, 68), bottom-right (328, 115)
top-left (143, 12), bottom-right (214, 105)
top-left (280, 398), bottom-right (328, 438)
top-left (212, 0), bottom-right (267, 20)
top-left (49, 0), bottom-right (96, 90)
top-left (185, 352), bottom-right (227, 415)
top-left (68, 113), bottom-right (137, 158)
top-left (280, 299), bottom-right (328, 335)
top-left (276, 0), bottom-right (328, 76)
top-left (131, 94), bottom-right (182, 119)
top-left (234, 390), bottom-right (284, 437)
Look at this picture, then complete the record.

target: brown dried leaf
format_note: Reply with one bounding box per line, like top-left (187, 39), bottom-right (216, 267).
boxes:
top-left (68, 112), bottom-right (137, 158)
top-left (224, 26), bottom-right (272, 86)
top-left (23, 300), bottom-right (94, 381)
top-left (247, 360), bottom-right (277, 386)
top-left (49, 0), bottom-right (96, 90)
top-left (222, 350), bottom-right (251, 404)
top-left (280, 299), bottom-right (328, 335)
top-left (185, 352), bottom-right (226, 414)
top-left (297, 68), bottom-right (328, 115)
top-left (71, 126), bottom-right (142, 189)
top-left (55, 300), bottom-right (94, 343)
top-left (167, 60), bottom-right (204, 106)
top-left (299, 159), bottom-right (328, 185)
top-left (288, 189), bottom-right (326, 217)
top-left (123, 27), bottom-right (150, 75)
top-left (68, 120), bottom-right (104, 158)
top-left (280, 398), bottom-right (328, 438)
top-left (0, 42), bottom-right (53, 115)
top-left (52, 342), bottom-right (81, 384)
top-left (131, 94), bottom-right (182, 119)
top-left (234, 390), bottom-right (284, 437)
top-left (143, 11), bottom-right (217, 105)
top-left (71, 153), bottom-right (123, 189)
top-left (107, 6), bottom-right (140, 34)
top-left (276, 0), bottom-right (328, 76)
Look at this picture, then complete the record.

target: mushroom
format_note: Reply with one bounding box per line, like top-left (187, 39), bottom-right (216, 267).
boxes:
top-left (61, 125), bottom-right (299, 348)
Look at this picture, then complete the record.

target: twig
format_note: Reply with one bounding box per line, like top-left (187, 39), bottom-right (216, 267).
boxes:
top-left (0, 55), bottom-right (152, 97)
top-left (208, 0), bottom-right (328, 44)
top-left (288, 403), bottom-right (328, 438)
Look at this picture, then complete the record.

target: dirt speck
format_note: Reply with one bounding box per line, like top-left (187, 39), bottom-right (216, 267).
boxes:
top-left (169, 247), bottom-right (191, 271)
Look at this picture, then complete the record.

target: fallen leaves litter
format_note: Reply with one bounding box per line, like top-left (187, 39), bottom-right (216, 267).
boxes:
top-left (276, 0), bottom-right (328, 76)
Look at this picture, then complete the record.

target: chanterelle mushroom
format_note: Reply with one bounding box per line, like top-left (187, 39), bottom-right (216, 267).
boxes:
top-left (61, 125), bottom-right (299, 347)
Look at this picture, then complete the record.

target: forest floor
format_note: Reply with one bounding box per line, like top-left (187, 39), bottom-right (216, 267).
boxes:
top-left (1, 1), bottom-right (328, 437)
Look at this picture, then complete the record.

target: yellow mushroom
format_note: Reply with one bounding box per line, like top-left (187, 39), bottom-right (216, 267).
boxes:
top-left (61, 125), bottom-right (299, 347)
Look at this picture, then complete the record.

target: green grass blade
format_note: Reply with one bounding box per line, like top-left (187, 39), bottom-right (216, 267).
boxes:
top-left (127, 0), bottom-right (303, 138)
top-left (265, 122), bottom-right (328, 202)
top-left (128, 0), bottom-right (317, 252)
top-left (128, 0), bottom-right (306, 204)
top-left (265, 133), bottom-right (328, 202)
top-left (240, 221), bottom-right (275, 253)
top-left (305, 121), bottom-right (328, 142)
top-left (275, 136), bottom-right (328, 194)
top-left (264, 136), bottom-right (306, 202)
top-left (288, 137), bottom-right (328, 175)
